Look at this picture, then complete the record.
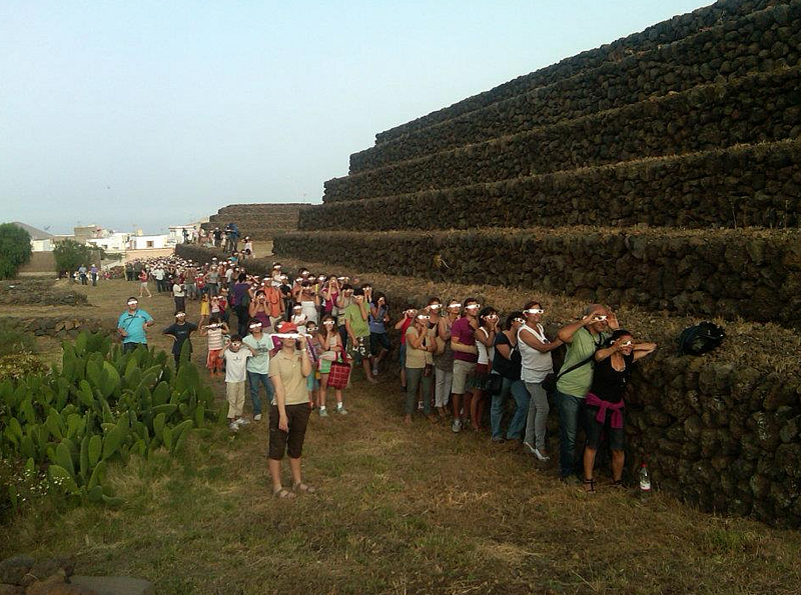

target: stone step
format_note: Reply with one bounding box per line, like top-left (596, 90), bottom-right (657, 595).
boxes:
top-left (351, 1), bottom-right (801, 173)
top-left (256, 250), bottom-right (801, 527)
top-left (324, 66), bottom-right (801, 202)
top-left (303, 139), bottom-right (801, 232)
top-left (273, 226), bottom-right (801, 328)
top-left (375, 0), bottom-right (792, 145)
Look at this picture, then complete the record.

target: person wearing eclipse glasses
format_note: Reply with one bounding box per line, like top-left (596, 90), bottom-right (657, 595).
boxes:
top-left (554, 304), bottom-right (619, 483)
top-left (582, 329), bottom-right (656, 492)
top-left (518, 301), bottom-right (563, 461)
top-left (449, 298), bottom-right (482, 433)
top-left (117, 297), bottom-right (155, 353)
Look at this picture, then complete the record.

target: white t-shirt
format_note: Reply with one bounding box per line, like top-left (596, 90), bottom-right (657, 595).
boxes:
top-left (476, 327), bottom-right (495, 366)
top-left (223, 349), bottom-right (251, 383)
top-left (172, 284), bottom-right (185, 297)
top-left (154, 268), bottom-right (165, 280)
top-left (518, 324), bottom-right (554, 383)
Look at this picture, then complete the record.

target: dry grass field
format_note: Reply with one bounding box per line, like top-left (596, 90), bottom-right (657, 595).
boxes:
top-left (2, 277), bottom-right (801, 594)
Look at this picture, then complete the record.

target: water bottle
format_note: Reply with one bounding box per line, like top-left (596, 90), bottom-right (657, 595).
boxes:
top-left (639, 463), bottom-right (651, 499)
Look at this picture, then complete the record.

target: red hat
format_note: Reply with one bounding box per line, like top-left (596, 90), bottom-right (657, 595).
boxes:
top-left (277, 322), bottom-right (298, 333)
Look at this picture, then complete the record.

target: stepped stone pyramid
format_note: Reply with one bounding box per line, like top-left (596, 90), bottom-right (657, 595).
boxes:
top-left (230, 0), bottom-right (801, 525)
top-left (202, 203), bottom-right (311, 241)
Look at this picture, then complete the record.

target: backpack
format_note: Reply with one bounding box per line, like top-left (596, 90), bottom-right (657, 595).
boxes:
top-left (677, 322), bottom-right (725, 356)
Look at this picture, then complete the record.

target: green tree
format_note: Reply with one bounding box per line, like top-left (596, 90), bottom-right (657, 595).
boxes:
top-left (0, 223), bottom-right (33, 279)
top-left (54, 239), bottom-right (96, 273)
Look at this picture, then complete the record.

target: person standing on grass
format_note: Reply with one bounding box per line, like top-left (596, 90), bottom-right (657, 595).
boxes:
top-left (449, 298), bottom-right (480, 433)
top-left (90, 264), bottom-right (98, 286)
top-left (555, 305), bottom-right (618, 483)
top-left (268, 322), bottom-right (316, 499)
top-left (200, 314), bottom-right (229, 378)
top-left (172, 279), bottom-right (186, 315)
top-left (582, 330), bottom-right (656, 492)
top-left (138, 268), bottom-right (152, 298)
top-left (345, 288), bottom-right (378, 384)
top-left (79, 264), bottom-right (88, 285)
top-left (369, 292), bottom-right (391, 377)
top-left (222, 335), bottom-right (257, 431)
top-left (404, 311), bottom-right (438, 425)
top-left (117, 297), bottom-right (154, 353)
top-left (318, 315), bottom-right (347, 417)
top-left (394, 306), bottom-right (416, 391)
top-left (490, 312), bottom-right (530, 445)
top-left (433, 300), bottom-right (460, 419)
top-left (469, 306), bottom-right (498, 432)
top-left (243, 321), bottom-right (274, 422)
top-left (163, 312), bottom-right (197, 368)
top-left (519, 301), bottom-right (563, 462)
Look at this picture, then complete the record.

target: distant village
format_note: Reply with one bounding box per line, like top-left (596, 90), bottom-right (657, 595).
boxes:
top-left (11, 220), bottom-right (205, 274)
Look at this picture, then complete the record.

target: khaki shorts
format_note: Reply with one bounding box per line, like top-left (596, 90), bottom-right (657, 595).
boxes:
top-left (452, 359), bottom-right (476, 394)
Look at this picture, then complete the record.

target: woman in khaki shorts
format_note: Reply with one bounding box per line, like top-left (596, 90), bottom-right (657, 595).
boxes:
top-left (449, 298), bottom-right (481, 433)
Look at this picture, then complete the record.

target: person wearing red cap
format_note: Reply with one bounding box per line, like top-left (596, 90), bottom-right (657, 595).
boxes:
top-left (268, 321), bottom-right (315, 498)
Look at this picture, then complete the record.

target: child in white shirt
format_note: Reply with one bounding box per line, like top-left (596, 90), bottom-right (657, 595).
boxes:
top-left (222, 335), bottom-right (257, 430)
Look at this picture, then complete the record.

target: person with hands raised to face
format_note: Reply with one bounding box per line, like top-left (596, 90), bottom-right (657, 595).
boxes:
top-left (318, 315), bottom-right (347, 417)
top-left (268, 322), bottom-right (316, 499)
top-left (433, 300), bottom-right (460, 418)
top-left (582, 330), bottom-right (656, 492)
top-left (404, 312), bottom-right (439, 425)
top-left (490, 312), bottom-right (531, 445)
top-left (554, 304), bottom-right (619, 482)
top-left (518, 301), bottom-right (564, 461)
top-left (449, 298), bottom-right (481, 433)
top-left (369, 292), bottom-right (391, 377)
top-left (345, 288), bottom-right (378, 384)
top-left (222, 335), bottom-right (258, 430)
top-left (243, 321), bottom-right (275, 422)
top-left (394, 306), bottom-right (417, 391)
top-left (469, 306), bottom-right (499, 432)
top-left (118, 297), bottom-right (155, 353)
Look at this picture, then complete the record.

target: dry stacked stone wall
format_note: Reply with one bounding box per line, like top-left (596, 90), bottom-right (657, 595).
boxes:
top-left (353, 1), bottom-right (801, 172)
top-left (204, 203), bottom-right (311, 241)
top-left (304, 140), bottom-right (801, 231)
top-left (267, 0), bottom-right (801, 526)
top-left (326, 67), bottom-right (801, 202)
top-left (375, 0), bottom-right (794, 144)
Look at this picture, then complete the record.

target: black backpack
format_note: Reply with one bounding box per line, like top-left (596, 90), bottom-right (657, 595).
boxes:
top-left (677, 322), bottom-right (725, 355)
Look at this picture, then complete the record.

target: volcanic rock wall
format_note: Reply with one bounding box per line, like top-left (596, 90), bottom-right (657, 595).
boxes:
top-left (270, 0), bottom-right (801, 527)
top-left (203, 203), bottom-right (311, 241)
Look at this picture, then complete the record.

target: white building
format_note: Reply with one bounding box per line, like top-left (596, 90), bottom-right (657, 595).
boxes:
top-left (88, 232), bottom-right (130, 254)
top-left (127, 234), bottom-right (175, 250)
top-left (168, 225), bottom-right (198, 244)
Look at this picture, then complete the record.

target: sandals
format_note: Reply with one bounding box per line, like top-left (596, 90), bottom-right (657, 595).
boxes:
top-left (583, 478), bottom-right (596, 493)
top-left (273, 487), bottom-right (296, 499)
top-left (292, 482), bottom-right (317, 494)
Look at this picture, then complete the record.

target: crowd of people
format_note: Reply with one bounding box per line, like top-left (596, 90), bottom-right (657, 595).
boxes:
top-left (115, 252), bottom-right (657, 495)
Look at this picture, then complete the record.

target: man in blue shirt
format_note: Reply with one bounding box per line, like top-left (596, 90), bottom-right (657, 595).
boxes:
top-left (117, 297), bottom-right (155, 353)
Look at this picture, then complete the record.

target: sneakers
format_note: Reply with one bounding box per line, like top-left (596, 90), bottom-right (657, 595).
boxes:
top-left (417, 401), bottom-right (424, 411)
top-left (523, 441), bottom-right (537, 455)
top-left (451, 419), bottom-right (462, 433)
top-left (319, 408), bottom-right (329, 418)
top-left (336, 405), bottom-right (348, 415)
top-left (228, 421), bottom-right (239, 431)
top-left (372, 365), bottom-right (379, 377)
top-left (235, 417), bottom-right (250, 426)
top-left (533, 448), bottom-right (550, 462)
top-left (253, 414), bottom-right (262, 422)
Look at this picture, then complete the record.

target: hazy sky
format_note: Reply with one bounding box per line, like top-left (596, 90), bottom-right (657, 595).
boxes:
top-left (1, 0), bottom-right (707, 235)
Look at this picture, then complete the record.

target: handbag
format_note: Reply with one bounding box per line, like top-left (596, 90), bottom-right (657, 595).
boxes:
top-left (487, 373), bottom-right (504, 396)
top-left (327, 352), bottom-right (351, 389)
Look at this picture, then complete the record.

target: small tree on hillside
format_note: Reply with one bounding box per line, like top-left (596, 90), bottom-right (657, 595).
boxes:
top-left (0, 223), bottom-right (33, 279)
top-left (54, 239), bottom-right (95, 274)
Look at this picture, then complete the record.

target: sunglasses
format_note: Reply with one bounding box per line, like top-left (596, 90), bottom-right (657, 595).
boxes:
top-left (524, 309), bottom-right (544, 315)
top-left (513, 318), bottom-right (525, 323)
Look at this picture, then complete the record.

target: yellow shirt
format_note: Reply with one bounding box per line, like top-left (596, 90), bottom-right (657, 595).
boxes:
top-left (268, 350), bottom-right (309, 406)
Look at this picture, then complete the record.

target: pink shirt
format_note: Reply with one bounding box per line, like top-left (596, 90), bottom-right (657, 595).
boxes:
top-left (451, 317), bottom-right (477, 363)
